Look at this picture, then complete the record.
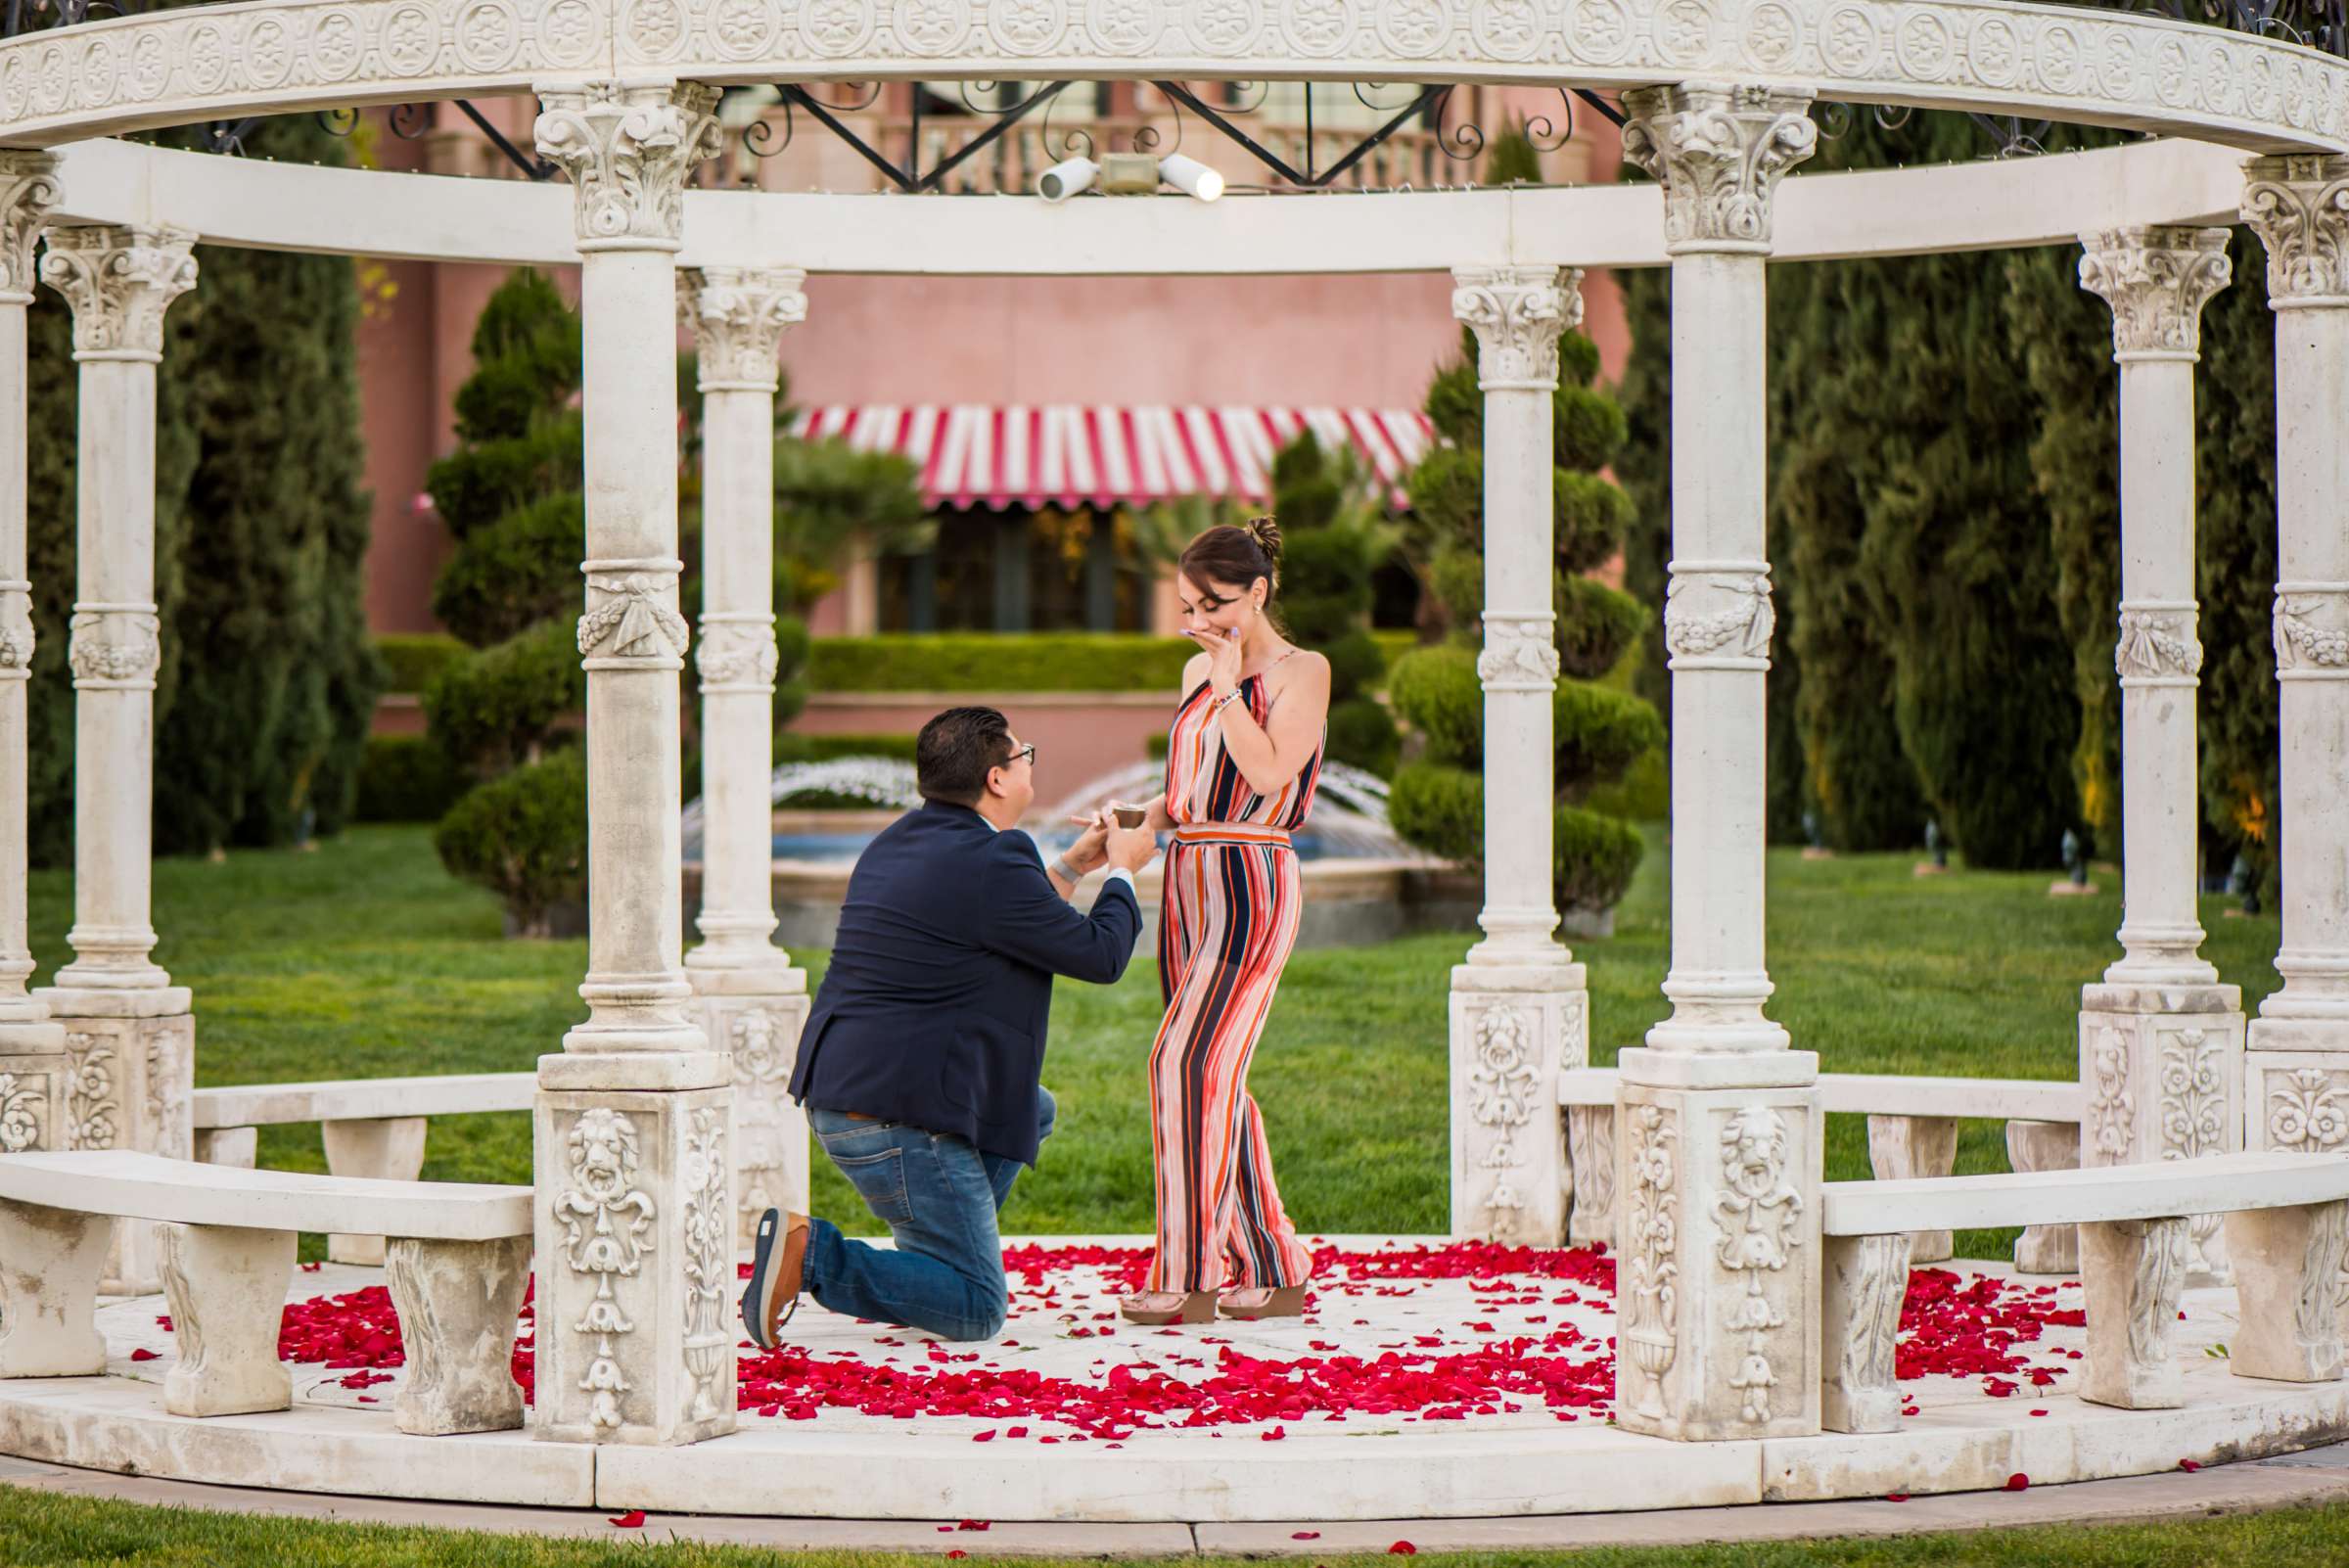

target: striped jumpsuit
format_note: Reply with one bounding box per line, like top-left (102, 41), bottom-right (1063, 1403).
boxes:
top-left (1145, 662), bottom-right (1323, 1294)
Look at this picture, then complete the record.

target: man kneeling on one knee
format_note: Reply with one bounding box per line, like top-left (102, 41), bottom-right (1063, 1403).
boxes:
top-left (742, 706), bottom-right (1154, 1345)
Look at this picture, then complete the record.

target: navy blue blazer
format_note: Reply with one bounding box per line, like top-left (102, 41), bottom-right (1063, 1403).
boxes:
top-left (788, 798), bottom-right (1142, 1165)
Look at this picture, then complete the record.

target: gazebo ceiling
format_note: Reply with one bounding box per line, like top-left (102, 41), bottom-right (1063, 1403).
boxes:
top-left (0, 0), bottom-right (2342, 155)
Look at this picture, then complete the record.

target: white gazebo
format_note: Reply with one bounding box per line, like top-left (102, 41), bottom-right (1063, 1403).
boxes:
top-left (0, 0), bottom-right (2345, 1523)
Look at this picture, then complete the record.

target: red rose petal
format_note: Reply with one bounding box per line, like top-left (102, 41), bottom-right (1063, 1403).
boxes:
top-left (2179, 1458), bottom-right (2202, 1472)
top-left (2004, 1473), bottom-right (2030, 1491)
top-left (128, 1348), bottom-right (160, 1362)
top-left (1884, 1493), bottom-right (1910, 1502)
top-left (1389, 1542), bottom-right (1417, 1555)
top-left (956, 1520), bottom-right (990, 1532)
top-left (1292, 1532), bottom-right (1321, 1541)
top-left (608, 1509), bottom-right (646, 1528)
top-left (946, 1551), bottom-right (970, 1560)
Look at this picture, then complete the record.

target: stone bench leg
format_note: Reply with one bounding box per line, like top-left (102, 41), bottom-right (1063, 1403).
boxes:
top-left (321, 1116), bottom-right (428, 1266)
top-left (2224, 1199), bottom-right (2348, 1384)
top-left (2079, 1215), bottom-right (2188, 1409)
top-left (0, 1198), bottom-right (110, 1377)
top-left (194, 1127), bottom-right (255, 1169)
top-left (158, 1222), bottom-right (295, 1417)
top-left (1564, 1105), bottom-right (1615, 1248)
top-left (1821, 1231), bottom-right (1911, 1434)
top-left (385, 1234), bottom-right (530, 1436)
top-left (2005, 1120), bottom-right (2080, 1274)
top-left (1865, 1115), bottom-right (1957, 1264)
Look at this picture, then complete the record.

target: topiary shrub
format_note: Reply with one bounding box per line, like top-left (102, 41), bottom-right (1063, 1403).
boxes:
top-left (1266, 432), bottom-right (1402, 774)
top-left (434, 747), bottom-right (588, 938)
top-left (1391, 187), bottom-right (1660, 913)
top-left (376, 632), bottom-right (470, 694)
top-left (423, 619), bottom-right (584, 778)
top-left (354, 736), bottom-right (471, 823)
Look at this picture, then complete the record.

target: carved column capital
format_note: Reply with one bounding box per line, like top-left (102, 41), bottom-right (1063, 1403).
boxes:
top-left (1450, 265), bottom-right (1581, 391)
top-left (534, 80), bottom-right (722, 253)
top-left (38, 225), bottom-right (197, 363)
top-left (2078, 227), bottom-right (2233, 362)
top-left (1619, 82), bottom-right (1818, 255)
top-left (680, 266), bottom-right (805, 392)
top-left (0, 151), bottom-right (61, 305)
top-left (2242, 154), bottom-right (2349, 311)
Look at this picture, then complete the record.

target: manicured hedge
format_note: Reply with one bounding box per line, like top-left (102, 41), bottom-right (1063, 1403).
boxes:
top-left (1388, 761), bottom-right (1646, 912)
top-left (353, 736), bottom-right (470, 824)
top-left (433, 747), bottom-right (587, 937)
top-left (777, 731), bottom-right (921, 763)
top-left (375, 633), bottom-right (469, 695)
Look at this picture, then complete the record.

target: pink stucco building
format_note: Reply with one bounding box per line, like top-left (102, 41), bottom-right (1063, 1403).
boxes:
top-left (354, 85), bottom-right (1632, 776)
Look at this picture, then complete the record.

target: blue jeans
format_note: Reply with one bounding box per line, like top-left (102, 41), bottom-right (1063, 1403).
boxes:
top-left (804, 1086), bottom-right (1055, 1342)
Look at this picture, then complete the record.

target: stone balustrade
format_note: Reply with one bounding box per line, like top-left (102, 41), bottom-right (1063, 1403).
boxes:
top-left (1819, 1151), bottom-right (2349, 1432)
top-left (1556, 1068), bottom-right (2083, 1267)
top-left (0, 1150), bottom-right (531, 1435)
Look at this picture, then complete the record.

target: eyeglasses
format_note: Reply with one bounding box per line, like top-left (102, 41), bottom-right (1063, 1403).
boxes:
top-left (1005, 743), bottom-right (1037, 768)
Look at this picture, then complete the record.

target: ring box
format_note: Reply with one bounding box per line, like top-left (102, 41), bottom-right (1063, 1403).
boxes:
top-left (1111, 803), bottom-right (1147, 829)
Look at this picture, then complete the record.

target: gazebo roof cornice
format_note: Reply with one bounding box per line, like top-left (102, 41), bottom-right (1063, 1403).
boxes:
top-left (0, 0), bottom-right (2342, 154)
top-left (49, 131), bottom-right (2252, 270)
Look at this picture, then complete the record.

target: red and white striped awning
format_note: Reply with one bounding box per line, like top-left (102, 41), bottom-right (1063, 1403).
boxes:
top-left (789, 404), bottom-right (1434, 511)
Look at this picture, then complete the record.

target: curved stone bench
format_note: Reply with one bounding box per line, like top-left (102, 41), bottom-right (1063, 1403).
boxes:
top-left (0, 1151), bottom-right (530, 1437)
top-left (191, 1072), bottom-right (536, 1266)
top-left (1555, 1068), bottom-right (2084, 1267)
top-left (1819, 1150), bottom-right (2349, 1435)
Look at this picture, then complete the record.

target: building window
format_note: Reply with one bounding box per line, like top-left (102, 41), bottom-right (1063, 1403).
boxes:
top-left (880, 506), bottom-right (1149, 633)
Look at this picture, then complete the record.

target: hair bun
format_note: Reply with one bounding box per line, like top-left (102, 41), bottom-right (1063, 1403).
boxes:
top-left (1244, 515), bottom-right (1283, 563)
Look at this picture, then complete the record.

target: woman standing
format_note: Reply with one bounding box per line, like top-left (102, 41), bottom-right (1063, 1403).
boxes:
top-left (1119, 519), bottom-right (1330, 1325)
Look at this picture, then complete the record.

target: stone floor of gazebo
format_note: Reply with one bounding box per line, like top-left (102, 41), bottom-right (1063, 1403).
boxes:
top-left (0, 1236), bottom-right (2341, 1522)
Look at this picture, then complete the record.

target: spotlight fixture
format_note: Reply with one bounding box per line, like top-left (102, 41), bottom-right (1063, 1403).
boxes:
top-left (1036, 153), bottom-right (1227, 202)
top-left (1036, 157), bottom-right (1099, 202)
top-left (1157, 153), bottom-right (1224, 203)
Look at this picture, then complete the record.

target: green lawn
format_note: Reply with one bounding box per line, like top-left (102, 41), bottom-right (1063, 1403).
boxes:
top-left (7, 823), bottom-right (2306, 1563)
top-left (24, 823), bottom-right (2283, 1253)
top-left (1, 1485), bottom-right (2343, 1566)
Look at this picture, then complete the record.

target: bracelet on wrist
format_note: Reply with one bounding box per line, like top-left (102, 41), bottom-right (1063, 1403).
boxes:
top-left (1049, 855), bottom-right (1081, 883)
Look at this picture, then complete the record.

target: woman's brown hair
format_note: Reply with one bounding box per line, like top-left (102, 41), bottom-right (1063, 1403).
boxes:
top-left (1177, 517), bottom-right (1283, 602)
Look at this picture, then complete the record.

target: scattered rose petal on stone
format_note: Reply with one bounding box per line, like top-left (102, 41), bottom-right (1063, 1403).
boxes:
top-left (1884, 1493), bottom-right (1909, 1502)
top-left (608, 1510), bottom-right (645, 1528)
top-left (2004, 1473), bottom-right (2030, 1491)
top-left (2179, 1458), bottom-right (2202, 1472)
top-left (1388, 1542), bottom-right (1417, 1555)
top-left (128, 1348), bottom-right (159, 1361)
top-left (1292, 1532), bottom-right (1320, 1540)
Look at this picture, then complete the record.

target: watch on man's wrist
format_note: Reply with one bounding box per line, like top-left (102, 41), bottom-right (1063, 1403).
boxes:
top-left (1049, 854), bottom-right (1082, 884)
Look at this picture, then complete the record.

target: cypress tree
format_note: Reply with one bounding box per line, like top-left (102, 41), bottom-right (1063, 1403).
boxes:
top-left (154, 115), bottom-right (378, 853)
top-left (1264, 431), bottom-right (1399, 775)
top-left (2191, 227), bottom-right (2280, 884)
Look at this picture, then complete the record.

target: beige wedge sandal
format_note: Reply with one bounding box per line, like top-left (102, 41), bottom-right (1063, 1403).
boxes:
top-left (1118, 1290), bottom-right (1219, 1325)
top-left (1217, 1284), bottom-right (1308, 1320)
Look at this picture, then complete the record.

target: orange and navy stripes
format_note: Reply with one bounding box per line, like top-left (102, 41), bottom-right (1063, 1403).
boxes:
top-left (1144, 669), bottom-right (1321, 1293)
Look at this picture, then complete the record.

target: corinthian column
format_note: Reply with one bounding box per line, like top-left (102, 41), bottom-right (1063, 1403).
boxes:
top-left (1612, 81), bottom-right (1822, 1443)
top-left (2074, 228), bottom-right (2241, 1286)
top-left (680, 264), bottom-right (810, 1247)
top-left (1445, 264), bottom-right (1584, 1249)
top-left (0, 155), bottom-right (63, 1160)
top-left (530, 78), bottom-right (734, 1449)
top-left (2241, 157), bottom-right (2349, 1169)
top-left (34, 223), bottom-right (196, 1295)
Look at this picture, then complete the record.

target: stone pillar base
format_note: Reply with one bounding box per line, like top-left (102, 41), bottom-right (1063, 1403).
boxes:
top-left (1613, 1078), bottom-right (1822, 1442)
top-left (35, 986), bottom-right (191, 1294)
top-left (0, 1018), bottom-right (69, 1157)
top-left (2079, 983), bottom-right (2242, 1285)
top-left (532, 1052), bottom-right (737, 1448)
top-left (687, 969), bottom-right (810, 1249)
top-left (1450, 961), bottom-right (1583, 1245)
top-left (2246, 1041), bottom-right (2349, 1160)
